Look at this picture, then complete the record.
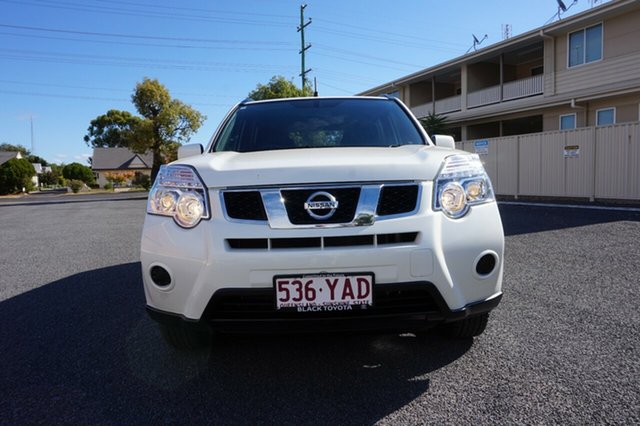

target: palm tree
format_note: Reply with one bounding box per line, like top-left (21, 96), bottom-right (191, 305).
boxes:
top-left (419, 112), bottom-right (449, 138)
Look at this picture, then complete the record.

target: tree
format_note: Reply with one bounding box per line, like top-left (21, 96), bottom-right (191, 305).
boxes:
top-left (62, 162), bottom-right (95, 184)
top-left (248, 75), bottom-right (312, 100)
top-left (84, 78), bottom-right (205, 180)
top-left (0, 143), bottom-right (30, 155)
top-left (0, 158), bottom-right (35, 195)
top-left (84, 110), bottom-right (141, 148)
top-left (419, 112), bottom-right (450, 138)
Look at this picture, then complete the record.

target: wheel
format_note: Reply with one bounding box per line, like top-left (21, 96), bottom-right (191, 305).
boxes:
top-left (440, 312), bottom-right (489, 338)
top-left (159, 323), bottom-right (212, 350)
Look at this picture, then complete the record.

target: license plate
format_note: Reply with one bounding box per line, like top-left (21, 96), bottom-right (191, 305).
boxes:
top-left (274, 273), bottom-right (374, 312)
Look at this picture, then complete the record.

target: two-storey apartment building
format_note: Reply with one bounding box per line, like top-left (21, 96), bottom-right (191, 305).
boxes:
top-left (360, 0), bottom-right (640, 143)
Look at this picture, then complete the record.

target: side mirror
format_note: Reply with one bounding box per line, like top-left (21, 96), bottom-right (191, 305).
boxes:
top-left (178, 143), bottom-right (204, 159)
top-left (433, 135), bottom-right (456, 150)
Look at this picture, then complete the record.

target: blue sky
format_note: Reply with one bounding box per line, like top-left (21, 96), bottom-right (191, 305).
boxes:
top-left (0, 0), bottom-right (602, 165)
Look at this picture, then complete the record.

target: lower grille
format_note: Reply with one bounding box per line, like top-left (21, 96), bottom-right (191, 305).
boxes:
top-left (204, 284), bottom-right (442, 320)
top-left (226, 232), bottom-right (418, 250)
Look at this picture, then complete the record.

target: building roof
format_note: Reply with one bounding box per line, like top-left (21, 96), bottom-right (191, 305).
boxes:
top-left (0, 151), bottom-right (22, 166)
top-left (359, 0), bottom-right (639, 95)
top-left (32, 163), bottom-right (43, 174)
top-left (92, 147), bottom-right (153, 170)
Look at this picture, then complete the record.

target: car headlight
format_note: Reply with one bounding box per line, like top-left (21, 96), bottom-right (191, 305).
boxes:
top-left (433, 154), bottom-right (494, 219)
top-left (147, 165), bottom-right (210, 228)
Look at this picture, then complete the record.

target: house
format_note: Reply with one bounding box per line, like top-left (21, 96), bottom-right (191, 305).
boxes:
top-left (0, 151), bottom-right (42, 190)
top-left (360, 0), bottom-right (640, 142)
top-left (91, 147), bottom-right (153, 188)
top-left (0, 150), bottom-right (23, 166)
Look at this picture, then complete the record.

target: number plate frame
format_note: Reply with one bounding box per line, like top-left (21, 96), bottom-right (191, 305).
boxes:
top-left (273, 272), bottom-right (375, 312)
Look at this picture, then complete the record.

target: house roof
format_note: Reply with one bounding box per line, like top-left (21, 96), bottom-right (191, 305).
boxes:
top-left (32, 163), bottom-right (43, 174)
top-left (0, 151), bottom-right (22, 166)
top-left (92, 147), bottom-right (153, 170)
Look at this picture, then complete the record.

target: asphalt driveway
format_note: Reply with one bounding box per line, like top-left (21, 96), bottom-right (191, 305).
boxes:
top-left (0, 198), bottom-right (638, 425)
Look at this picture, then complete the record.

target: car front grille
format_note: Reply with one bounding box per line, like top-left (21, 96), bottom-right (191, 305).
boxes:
top-left (377, 185), bottom-right (419, 216)
top-left (223, 191), bottom-right (267, 221)
top-left (281, 187), bottom-right (361, 225)
top-left (203, 283), bottom-right (442, 320)
top-left (221, 183), bottom-right (420, 224)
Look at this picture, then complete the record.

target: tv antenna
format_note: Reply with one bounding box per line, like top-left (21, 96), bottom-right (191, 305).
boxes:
top-left (545, 0), bottom-right (578, 24)
top-left (502, 24), bottom-right (512, 40)
top-left (466, 34), bottom-right (488, 54)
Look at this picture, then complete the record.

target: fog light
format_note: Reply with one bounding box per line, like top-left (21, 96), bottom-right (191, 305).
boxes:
top-left (150, 265), bottom-right (172, 287)
top-left (475, 253), bottom-right (497, 276)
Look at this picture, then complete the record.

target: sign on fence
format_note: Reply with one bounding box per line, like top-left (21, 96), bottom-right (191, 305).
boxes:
top-left (564, 145), bottom-right (580, 158)
top-left (474, 140), bottom-right (489, 155)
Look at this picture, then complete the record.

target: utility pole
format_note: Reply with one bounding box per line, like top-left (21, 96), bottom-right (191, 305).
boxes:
top-left (30, 115), bottom-right (35, 154)
top-left (297, 4), bottom-right (312, 91)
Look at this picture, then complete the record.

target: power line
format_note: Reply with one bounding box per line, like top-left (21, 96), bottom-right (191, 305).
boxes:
top-left (0, 23), bottom-right (293, 46)
top-left (315, 18), bottom-right (468, 49)
top-left (0, 31), bottom-right (294, 51)
top-left (0, 0), bottom-right (294, 27)
top-left (0, 48), bottom-right (298, 73)
top-left (84, 0), bottom-right (296, 19)
top-left (0, 79), bottom-right (239, 98)
top-left (0, 89), bottom-right (234, 107)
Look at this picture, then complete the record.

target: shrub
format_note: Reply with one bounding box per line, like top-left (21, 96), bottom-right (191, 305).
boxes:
top-left (62, 162), bottom-right (95, 184)
top-left (88, 183), bottom-right (100, 189)
top-left (104, 182), bottom-right (113, 190)
top-left (0, 158), bottom-right (36, 195)
top-left (132, 173), bottom-right (151, 190)
top-left (69, 179), bottom-right (84, 193)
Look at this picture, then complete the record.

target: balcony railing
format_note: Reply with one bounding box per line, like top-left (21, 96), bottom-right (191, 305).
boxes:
top-left (468, 75), bottom-right (544, 108)
top-left (467, 85), bottom-right (501, 108)
top-left (410, 103), bottom-right (432, 118)
top-left (435, 95), bottom-right (461, 114)
top-left (503, 75), bottom-right (543, 101)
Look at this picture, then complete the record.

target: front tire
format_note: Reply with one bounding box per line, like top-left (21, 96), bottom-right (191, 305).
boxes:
top-left (159, 323), bottom-right (212, 350)
top-left (440, 312), bottom-right (489, 338)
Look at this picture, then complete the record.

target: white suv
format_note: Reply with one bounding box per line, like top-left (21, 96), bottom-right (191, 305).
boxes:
top-left (141, 96), bottom-right (504, 350)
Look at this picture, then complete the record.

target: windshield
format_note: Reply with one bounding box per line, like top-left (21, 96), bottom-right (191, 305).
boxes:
top-left (212, 98), bottom-right (425, 153)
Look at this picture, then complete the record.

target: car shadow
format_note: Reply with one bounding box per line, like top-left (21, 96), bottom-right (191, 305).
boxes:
top-left (499, 203), bottom-right (640, 236)
top-left (0, 262), bottom-right (472, 425)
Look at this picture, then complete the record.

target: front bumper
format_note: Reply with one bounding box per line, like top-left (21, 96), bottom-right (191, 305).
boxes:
top-left (146, 283), bottom-right (502, 334)
top-left (141, 183), bottom-right (504, 325)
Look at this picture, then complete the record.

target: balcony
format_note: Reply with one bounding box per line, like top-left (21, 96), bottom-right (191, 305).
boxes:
top-left (503, 75), bottom-right (544, 101)
top-left (467, 75), bottom-right (543, 109)
top-left (435, 95), bottom-right (461, 114)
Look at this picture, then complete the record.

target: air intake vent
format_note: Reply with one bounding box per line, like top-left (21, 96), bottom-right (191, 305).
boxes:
top-left (223, 191), bottom-right (267, 221)
top-left (377, 185), bottom-right (419, 216)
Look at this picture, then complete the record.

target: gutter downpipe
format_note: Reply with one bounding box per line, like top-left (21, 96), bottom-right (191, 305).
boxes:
top-left (571, 97), bottom-right (596, 202)
top-left (540, 30), bottom-right (555, 95)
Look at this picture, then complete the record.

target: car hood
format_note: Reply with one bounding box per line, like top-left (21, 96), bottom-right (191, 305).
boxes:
top-left (175, 145), bottom-right (460, 188)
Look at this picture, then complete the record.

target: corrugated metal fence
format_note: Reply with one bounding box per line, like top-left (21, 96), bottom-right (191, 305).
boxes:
top-left (456, 122), bottom-right (640, 200)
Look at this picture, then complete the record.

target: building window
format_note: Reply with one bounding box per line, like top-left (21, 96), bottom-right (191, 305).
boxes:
top-left (596, 108), bottom-right (615, 126)
top-left (385, 90), bottom-right (400, 99)
top-left (568, 23), bottom-right (602, 67)
top-left (559, 114), bottom-right (576, 130)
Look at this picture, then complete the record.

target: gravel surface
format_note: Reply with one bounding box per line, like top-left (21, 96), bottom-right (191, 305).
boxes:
top-left (0, 199), bottom-right (638, 425)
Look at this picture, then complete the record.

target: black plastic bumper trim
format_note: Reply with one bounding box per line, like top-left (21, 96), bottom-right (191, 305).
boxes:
top-left (146, 286), bottom-right (502, 334)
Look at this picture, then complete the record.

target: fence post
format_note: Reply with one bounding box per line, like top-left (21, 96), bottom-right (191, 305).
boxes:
top-left (515, 135), bottom-right (520, 200)
top-left (591, 127), bottom-right (597, 202)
